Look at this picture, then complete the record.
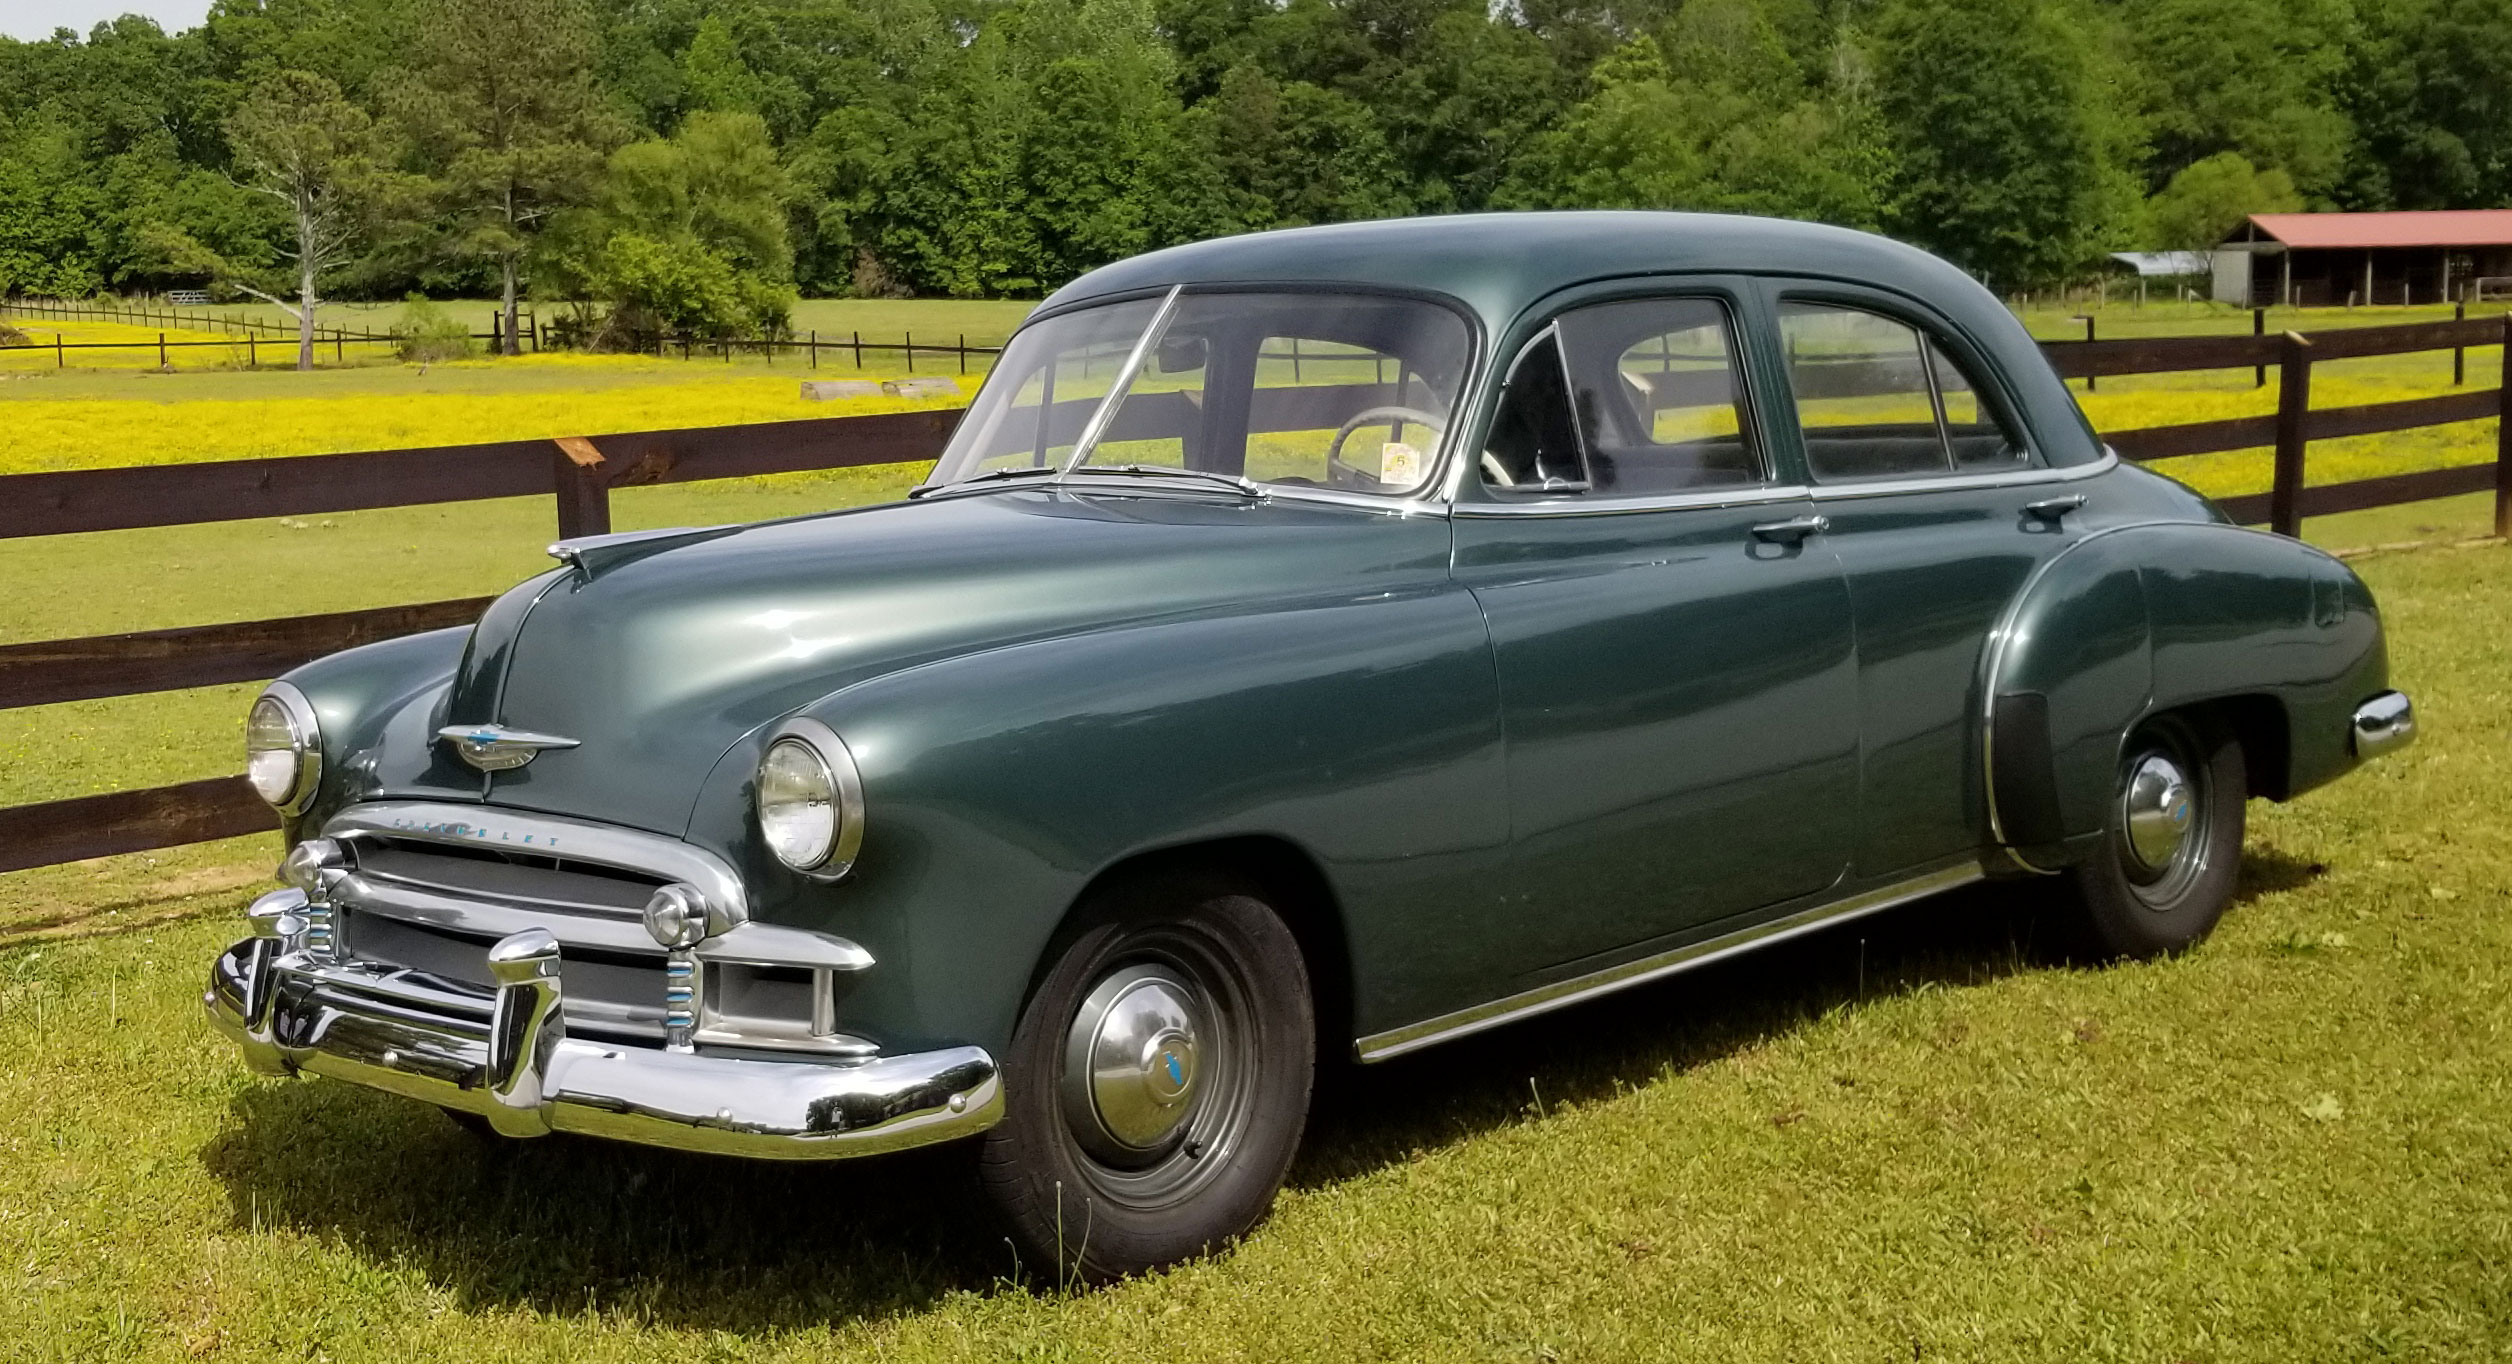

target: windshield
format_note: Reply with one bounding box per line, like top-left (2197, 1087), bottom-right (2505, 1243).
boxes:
top-left (926, 290), bottom-right (1474, 497)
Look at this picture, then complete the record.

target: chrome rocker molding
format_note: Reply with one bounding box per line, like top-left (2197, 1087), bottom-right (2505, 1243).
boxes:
top-left (1353, 861), bottom-right (1983, 1062)
top-left (2352, 690), bottom-right (2416, 760)
top-left (207, 893), bottom-right (1002, 1160)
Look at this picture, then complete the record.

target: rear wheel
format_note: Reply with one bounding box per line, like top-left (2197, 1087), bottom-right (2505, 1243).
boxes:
top-left (980, 871), bottom-right (1314, 1281)
top-left (2048, 711), bottom-right (2246, 959)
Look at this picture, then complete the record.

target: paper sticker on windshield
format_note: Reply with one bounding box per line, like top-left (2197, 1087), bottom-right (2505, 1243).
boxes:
top-left (1380, 442), bottom-right (1421, 487)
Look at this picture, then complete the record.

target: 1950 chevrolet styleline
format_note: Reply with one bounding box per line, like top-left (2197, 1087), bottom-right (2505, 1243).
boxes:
top-left (206, 212), bottom-right (2414, 1278)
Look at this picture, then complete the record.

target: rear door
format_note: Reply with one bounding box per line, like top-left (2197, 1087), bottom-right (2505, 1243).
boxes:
top-left (1763, 284), bottom-right (2091, 876)
top-left (1452, 283), bottom-right (1859, 972)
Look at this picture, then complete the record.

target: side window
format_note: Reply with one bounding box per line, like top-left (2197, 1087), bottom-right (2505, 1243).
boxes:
top-left (1929, 339), bottom-right (2030, 469)
top-left (1479, 332), bottom-right (1586, 491)
top-left (1480, 297), bottom-right (1761, 497)
top-left (1555, 297), bottom-right (1761, 494)
top-left (1778, 301), bottom-right (2032, 482)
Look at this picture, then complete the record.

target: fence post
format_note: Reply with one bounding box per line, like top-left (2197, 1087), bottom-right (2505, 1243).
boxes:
top-left (2253, 308), bottom-right (2267, 388)
top-left (2497, 313), bottom-right (2511, 540)
top-left (810, 329), bottom-right (817, 369)
top-left (247, 335), bottom-right (256, 368)
top-left (2454, 302), bottom-right (2467, 386)
top-left (55, 333), bottom-right (63, 368)
top-left (552, 445), bottom-right (612, 539)
top-left (2080, 315), bottom-right (2097, 392)
top-left (158, 332), bottom-right (166, 368)
top-left (906, 331), bottom-right (914, 373)
top-left (960, 333), bottom-right (967, 375)
top-left (853, 330), bottom-right (862, 368)
top-left (2270, 331), bottom-right (2314, 538)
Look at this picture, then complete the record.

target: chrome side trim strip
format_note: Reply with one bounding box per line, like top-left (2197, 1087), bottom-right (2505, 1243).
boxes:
top-left (1454, 483), bottom-right (1812, 518)
top-left (1353, 862), bottom-right (1984, 1062)
top-left (1808, 450), bottom-right (2118, 503)
top-left (326, 800), bottom-right (747, 932)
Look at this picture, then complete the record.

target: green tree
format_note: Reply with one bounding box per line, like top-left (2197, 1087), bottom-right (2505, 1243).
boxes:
top-left (1871, 0), bottom-right (2136, 287)
top-left (2147, 151), bottom-right (2301, 253)
top-left (385, 0), bottom-right (624, 354)
top-left (550, 111), bottom-right (796, 340)
top-left (2342, 0), bottom-right (2512, 210)
top-left (2117, 0), bottom-right (2353, 199)
top-left (147, 69), bottom-right (386, 368)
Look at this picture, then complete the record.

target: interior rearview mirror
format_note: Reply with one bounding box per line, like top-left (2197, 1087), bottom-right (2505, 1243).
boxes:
top-left (1157, 334), bottom-right (1208, 374)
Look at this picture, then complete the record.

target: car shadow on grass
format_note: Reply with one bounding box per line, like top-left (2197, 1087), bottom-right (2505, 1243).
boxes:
top-left (200, 849), bottom-right (2319, 1325)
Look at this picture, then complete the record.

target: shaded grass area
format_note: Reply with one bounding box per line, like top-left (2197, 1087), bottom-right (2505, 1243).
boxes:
top-left (0, 539), bottom-right (2505, 1360)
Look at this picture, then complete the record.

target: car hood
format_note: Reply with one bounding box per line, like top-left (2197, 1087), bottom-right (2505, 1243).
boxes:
top-left (422, 488), bottom-right (1455, 836)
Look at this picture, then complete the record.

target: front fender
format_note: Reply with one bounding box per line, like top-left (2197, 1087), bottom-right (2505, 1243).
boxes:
top-left (682, 584), bottom-right (1506, 1056)
top-left (1985, 523), bottom-right (2388, 869)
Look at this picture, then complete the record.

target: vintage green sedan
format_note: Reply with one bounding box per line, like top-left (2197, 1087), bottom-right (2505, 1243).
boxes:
top-left (207, 212), bottom-right (2413, 1279)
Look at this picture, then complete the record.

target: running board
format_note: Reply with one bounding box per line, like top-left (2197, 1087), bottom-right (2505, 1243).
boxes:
top-left (1351, 862), bottom-right (1985, 1062)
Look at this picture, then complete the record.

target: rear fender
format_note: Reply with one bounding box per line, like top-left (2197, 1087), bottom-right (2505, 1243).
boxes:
top-left (1984, 523), bottom-right (2387, 870)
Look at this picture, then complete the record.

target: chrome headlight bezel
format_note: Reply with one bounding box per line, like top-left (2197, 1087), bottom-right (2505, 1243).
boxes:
top-left (755, 717), bottom-right (864, 880)
top-left (245, 682), bottom-right (322, 816)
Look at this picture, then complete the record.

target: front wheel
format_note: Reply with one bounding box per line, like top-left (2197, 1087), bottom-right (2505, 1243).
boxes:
top-left (2046, 711), bottom-right (2246, 959)
top-left (980, 871), bottom-right (1315, 1281)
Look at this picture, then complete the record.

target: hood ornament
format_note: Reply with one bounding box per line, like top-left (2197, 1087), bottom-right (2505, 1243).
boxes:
top-left (438, 724), bottom-right (581, 772)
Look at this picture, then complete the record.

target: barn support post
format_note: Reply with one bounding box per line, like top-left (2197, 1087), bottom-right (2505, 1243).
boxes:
top-left (2455, 303), bottom-right (2468, 386)
top-left (2270, 331), bottom-right (2314, 539)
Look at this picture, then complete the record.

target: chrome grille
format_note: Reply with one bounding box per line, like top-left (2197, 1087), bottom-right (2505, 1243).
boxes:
top-left (348, 838), bottom-right (667, 917)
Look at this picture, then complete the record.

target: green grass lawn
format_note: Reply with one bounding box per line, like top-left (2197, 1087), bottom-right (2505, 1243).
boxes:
top-left (0, 536), bottom-right (2505, 1361)
top-left (46, 297), bottom-right (1042, 348)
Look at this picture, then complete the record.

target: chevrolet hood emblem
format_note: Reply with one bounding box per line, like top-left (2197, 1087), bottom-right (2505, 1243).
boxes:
top-left (437, 724), bottom-right (582, 773)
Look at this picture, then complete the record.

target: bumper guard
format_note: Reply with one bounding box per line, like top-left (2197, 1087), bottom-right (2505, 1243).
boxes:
top-left (205, 891), bottom-right (1002, 1160)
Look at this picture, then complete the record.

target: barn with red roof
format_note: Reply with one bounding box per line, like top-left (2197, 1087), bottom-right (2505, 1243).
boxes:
top-left (2218, 210), bottom-right (2512, 308)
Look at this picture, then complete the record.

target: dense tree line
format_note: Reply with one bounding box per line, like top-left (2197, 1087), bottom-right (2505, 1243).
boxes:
top-left (5, 0), bottom-right (2511, 336)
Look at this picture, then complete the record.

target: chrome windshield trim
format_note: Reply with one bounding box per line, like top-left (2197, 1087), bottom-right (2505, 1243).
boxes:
top-left (1353, 861), bottom-right (1983, 1062)
top-left (1808, 449), bottom-right (2119, 502)
top-left (325, 800), bottom-right (748, 932)
top-left (1454, 483), bottom-right (1813, 518)
top-left (1056, 284), bottom-right (1184, 479)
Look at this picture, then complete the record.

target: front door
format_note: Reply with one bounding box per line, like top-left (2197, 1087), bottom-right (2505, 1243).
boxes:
top-left (1766, 288), bottom-right (2088, 876)
top-left (1452, 289), bottom-right (1859, 973)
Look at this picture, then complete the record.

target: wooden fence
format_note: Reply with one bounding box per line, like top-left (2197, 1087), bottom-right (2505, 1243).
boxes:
top-left (0, 297), bottom-right (1006, 371)
top-left (2, 314), bottom-right (2507, 875)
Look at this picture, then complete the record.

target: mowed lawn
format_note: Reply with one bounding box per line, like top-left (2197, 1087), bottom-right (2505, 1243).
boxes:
top-left (0, 537), bottom-right (2504, 1361)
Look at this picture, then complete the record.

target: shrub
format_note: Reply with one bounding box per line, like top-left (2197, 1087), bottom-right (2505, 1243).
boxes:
top-left (389, 295), bottom-right (476, 362)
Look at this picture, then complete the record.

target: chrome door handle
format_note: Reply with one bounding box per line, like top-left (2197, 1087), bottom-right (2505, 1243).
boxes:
top-left (1749, 515), bottom-right (1829, 543)
top-left (2023, 494), bottom-right (2087, 523)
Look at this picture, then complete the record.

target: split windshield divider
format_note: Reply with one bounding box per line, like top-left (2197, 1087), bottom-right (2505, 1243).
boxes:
top-left (1053, 285), bottom-right (1185, 485)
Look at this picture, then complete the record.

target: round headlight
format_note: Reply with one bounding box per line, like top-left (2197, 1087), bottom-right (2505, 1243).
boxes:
top-left (245, 683), bottom-right (320, 814)
top-left (755, 720), bottom-right (863, 877)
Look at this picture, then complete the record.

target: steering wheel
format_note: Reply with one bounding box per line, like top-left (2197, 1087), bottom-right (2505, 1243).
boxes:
top-left (1325, 406), bottom-right (1447, 489)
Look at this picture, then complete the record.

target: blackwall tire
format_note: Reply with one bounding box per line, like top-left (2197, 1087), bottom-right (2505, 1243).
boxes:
top-left (980, 871), bottom-right (1314, 1282)
top-left (2052, 711), bottom-right (2246, 960)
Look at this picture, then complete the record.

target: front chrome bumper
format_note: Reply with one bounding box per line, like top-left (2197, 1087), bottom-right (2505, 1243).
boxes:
top-left (2352, 690), bottom-right (2416, 761)
top-left (205, 893), bottom-right (1002, 1160)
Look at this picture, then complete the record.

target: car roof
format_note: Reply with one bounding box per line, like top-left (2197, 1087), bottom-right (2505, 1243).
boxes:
top-left (1041, 211), bottom-right (1979, 327)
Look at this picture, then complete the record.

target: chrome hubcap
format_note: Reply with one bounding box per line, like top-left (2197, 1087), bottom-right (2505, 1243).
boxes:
top-left (2120, 752), bottom-right (2195, 873)
top-left (1062, 965), bottom-right (1204, 1163)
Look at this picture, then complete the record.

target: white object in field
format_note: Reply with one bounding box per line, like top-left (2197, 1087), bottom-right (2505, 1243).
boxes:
top-left (883, 377), bottom-right (961, 398)
top-left (801, 380), bottom-right (881, 401)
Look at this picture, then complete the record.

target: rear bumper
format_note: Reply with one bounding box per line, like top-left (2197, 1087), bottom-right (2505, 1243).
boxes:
top-left (2352, 690), bottom-right (2416, 761)
top-left (205, 898), bottom-right (1001, 1160)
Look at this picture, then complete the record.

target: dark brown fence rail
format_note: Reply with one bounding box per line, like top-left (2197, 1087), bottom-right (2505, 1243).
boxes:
top-left (3, 313), bottom-right (2508, 876)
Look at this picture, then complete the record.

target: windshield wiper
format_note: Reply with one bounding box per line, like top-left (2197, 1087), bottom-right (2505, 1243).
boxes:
top-left (909, 465), bottom-right (1060, 498)
top-left (1064, 463), bottom-right (1266, 498)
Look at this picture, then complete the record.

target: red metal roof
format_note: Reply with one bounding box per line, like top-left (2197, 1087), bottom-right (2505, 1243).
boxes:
top-left (2247, 210), bottom-right (2512, 249)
